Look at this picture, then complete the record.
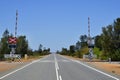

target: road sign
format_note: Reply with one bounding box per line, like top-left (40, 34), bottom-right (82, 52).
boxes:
top-left (88, 39), bottom-right (94, 48)
top-left (9, 44), bottom-right (17, 48)
top-left (4, 54), bottom-right (21, 58)
top-left (8, 37), bottom-right (17, 44)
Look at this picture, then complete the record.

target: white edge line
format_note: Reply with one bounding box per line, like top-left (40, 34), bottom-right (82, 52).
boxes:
top-left (0, 56), bottom-right (48, 80)
top-left (0, 62), bottom-right (33, 79)
top-left (71, 60), bottom-right (119, 80)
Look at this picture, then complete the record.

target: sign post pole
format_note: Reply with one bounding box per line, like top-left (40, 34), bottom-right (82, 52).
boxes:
top-left (8, 37), bottom-right (17, 61)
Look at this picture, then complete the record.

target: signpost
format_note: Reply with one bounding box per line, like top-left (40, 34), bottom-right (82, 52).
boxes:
top-left (7, 37), bottom-right (17, 61)
top-left (5, 37), bottom-right (21, 62)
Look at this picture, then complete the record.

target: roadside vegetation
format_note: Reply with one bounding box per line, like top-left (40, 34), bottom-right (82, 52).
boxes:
top-left (0, 29), bottom-right (51, 61)
top-left (58, 18), bottom-right (120, 61)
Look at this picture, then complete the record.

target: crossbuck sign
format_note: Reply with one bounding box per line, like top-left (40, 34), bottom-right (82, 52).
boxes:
top-left (8, 37), bottom-right (17, 44)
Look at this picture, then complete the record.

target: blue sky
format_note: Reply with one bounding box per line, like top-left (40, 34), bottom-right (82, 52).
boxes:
top-left (0, 0), bottom-right (120, 52)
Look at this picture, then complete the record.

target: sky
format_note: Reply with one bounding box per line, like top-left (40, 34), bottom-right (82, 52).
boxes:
top-left (0, 0), bottom-right (120, 52)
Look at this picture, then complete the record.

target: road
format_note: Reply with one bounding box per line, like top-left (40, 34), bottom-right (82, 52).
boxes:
top-left (0, 54), bottom-right (119, 80)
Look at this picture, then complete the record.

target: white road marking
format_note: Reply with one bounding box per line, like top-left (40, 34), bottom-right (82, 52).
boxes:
top-left (38, 60), bottom-right (54, 63)
top-left (54, 54), bottom-right (63, 80)
top-left (71, 60), bottom-right (119, 80)
top-left (0, 55), bottom-right (49, 80)
top-left (54, 54), bottom-right (59, 80)
top-left (0, 61), bottom-right (34, 79)
top-left (59, 75), bottom-right (62, 80)
top-left (56, 67), bottom-right (59, 80)
top-left (32, 59), bottom-right (41, 63)
top-left (54, 54), bottom-right (59, 70)
top-left (61, 60), bottom-right (70, 62)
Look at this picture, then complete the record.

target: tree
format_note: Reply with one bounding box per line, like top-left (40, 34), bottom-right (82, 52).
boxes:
top-left (80, 35), bottom-right (87, 47)
top-left (38, 44), bottom-right (43, 53)
top-left (101, 25), bottom-right (114, 59)
top-left (94, 35), bottom-right (102, 50)
top-left (75, 50), bottom-right (82, 58)
top-left (101, 18), bottom-right (120, 60)
top-left (42, 48), bottom-right (51, 55)
top-left (113, 18), bottom-right (120, 49)
top-left (48, 48), bottom-right (50, 52)
top-left (0, 29), bottom-right (10, 60)
top-left (16, 36), bottom-right (28, 57)
top-left (27, 47), bottom-right (33, 56)
top-left (75, 41), bottom-right (81, 51)
top-left (69, 45), bottom-right (75, 55)
top-left (2, 29), bottom-right (9, 38)
top-left (60, 48), bottom-right (68, 55)
top-left (80, 35), bottom-right (87, 42)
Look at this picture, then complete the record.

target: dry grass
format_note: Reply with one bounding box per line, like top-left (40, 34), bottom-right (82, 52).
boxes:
top-left (0, 62), bottom-right (18, 72)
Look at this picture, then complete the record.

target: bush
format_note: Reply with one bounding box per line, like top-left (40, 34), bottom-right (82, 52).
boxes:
top-left (0, 54), bottom-right (4, 61)
top-left (111, 49), bottom-right (120, 61)
top-left (75, 50), bottom-right (82, 58)
top-left (93, 47), bottom-right (102, 59)
top-left (80, 47), bottom-right (89, 55)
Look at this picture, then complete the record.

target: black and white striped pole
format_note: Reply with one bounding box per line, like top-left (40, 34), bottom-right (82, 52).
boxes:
top-left (15, 10), bottom-right (18, 37)
top-left (87, 17), bottom-right (94, 61)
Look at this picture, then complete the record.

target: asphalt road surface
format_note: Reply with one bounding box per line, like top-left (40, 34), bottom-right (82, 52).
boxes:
top-left (0, 54), bottom-right (119, 80)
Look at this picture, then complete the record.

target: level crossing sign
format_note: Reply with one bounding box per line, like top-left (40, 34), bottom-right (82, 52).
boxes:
top-left (8, 37), bottom-right (17, 44)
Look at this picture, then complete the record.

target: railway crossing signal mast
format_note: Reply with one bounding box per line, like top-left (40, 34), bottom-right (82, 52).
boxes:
top-left (87, 17), bottom-right (94, 60)
top-left (8, 10), bottom-right (18, 60)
